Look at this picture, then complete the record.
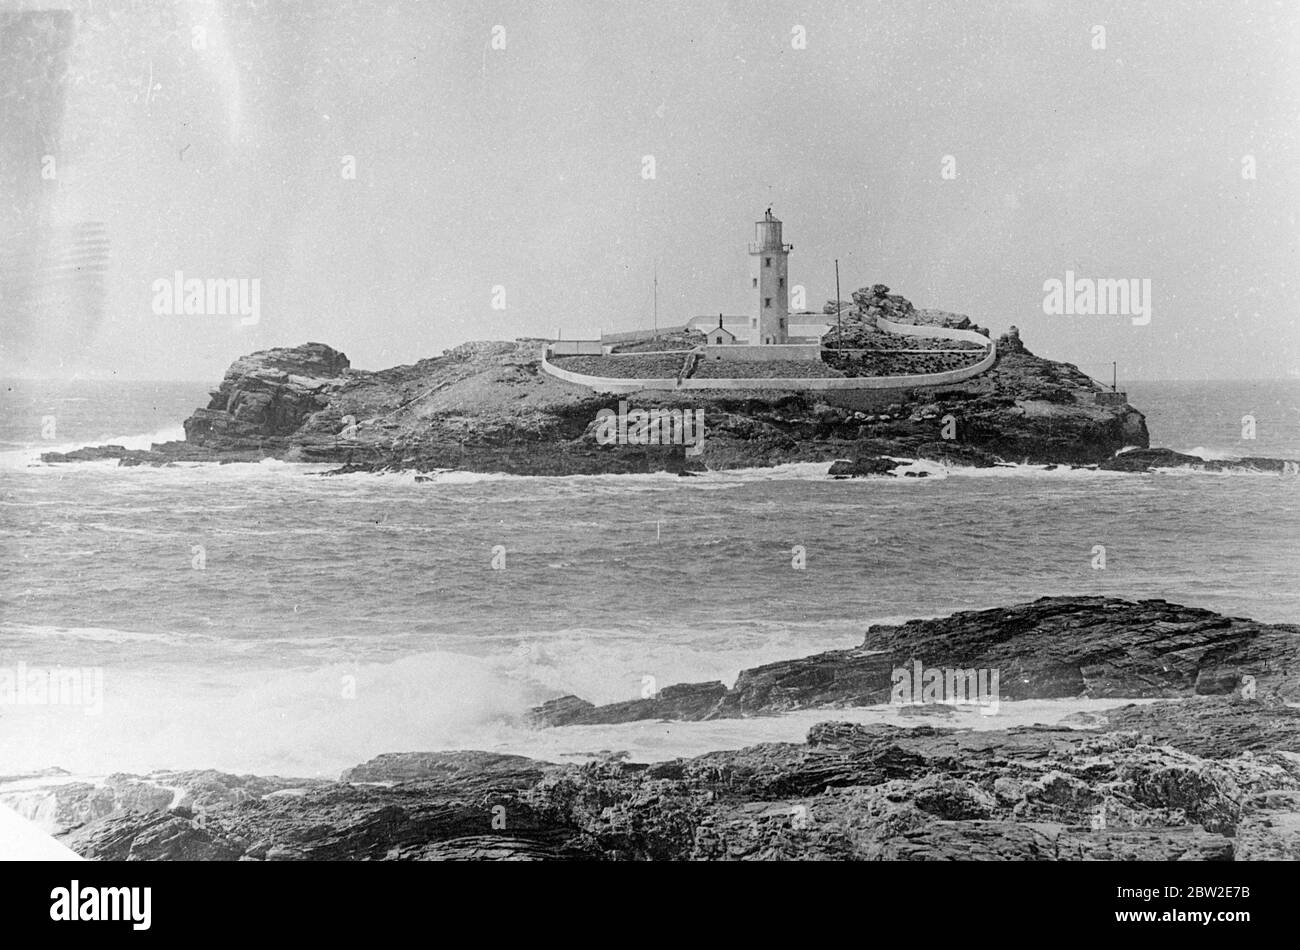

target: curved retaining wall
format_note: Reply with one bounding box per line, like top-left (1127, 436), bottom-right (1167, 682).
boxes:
top-left (540, 323), bottom-right (996, 393)
top-left (539, 354), bottom-right (672, 392)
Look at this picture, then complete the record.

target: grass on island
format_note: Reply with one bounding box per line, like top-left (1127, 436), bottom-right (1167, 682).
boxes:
top-left (550, 347), bottom-right (988, 381)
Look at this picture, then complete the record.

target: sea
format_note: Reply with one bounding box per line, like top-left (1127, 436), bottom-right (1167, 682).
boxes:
top-left (1, 378), bottom-right (1298, 780)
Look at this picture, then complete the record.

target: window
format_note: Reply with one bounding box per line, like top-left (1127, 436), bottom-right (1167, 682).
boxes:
top-left (752, 277), bottom-right (757, 288)
top-left (764, 298), bottom-right (771, 308)
top-left (765, 257), bottom-right (771, 267)
top-left (751, 318), bottom-right (757, 327)
top-left (779, 277), bottom-right (785, 288)
top-left (779, 318), bottom-right (785, 328)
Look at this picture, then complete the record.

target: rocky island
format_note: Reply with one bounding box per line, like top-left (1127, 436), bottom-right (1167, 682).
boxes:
top-left (40, 285), bottom-right (1300, 476)
top-left (41, 286), bottom-right (1165, 474)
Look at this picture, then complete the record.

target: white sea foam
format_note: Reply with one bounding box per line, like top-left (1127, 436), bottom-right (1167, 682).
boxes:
top-left (0, 615), bottom-right (874, 777)
top-left (0, 688), bottom-right (1170, 793)
top-left (98, 424), bottom-right (187, 451)
top-left (0, 424), bottom-right (186, 469)
top-left (6, 437), bottom-right (1275, 486)
top-left (1, 688), bottom-right (1174, 838)
top-left (483, 697), bottom-right (1173, 766)
top-left (1185, 446), bottom-right (1242, 461)
top-left (0, 650), bottom-right (535, 777)
top-left (1, 622), bottom-right (184, 644)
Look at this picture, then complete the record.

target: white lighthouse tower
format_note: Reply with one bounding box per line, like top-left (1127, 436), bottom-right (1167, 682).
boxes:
top-left (748, 208), bottom-right (792, 344)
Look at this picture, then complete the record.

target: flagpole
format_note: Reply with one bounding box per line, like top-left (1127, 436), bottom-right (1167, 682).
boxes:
top-left (834, 259), bottom-right (842, 350)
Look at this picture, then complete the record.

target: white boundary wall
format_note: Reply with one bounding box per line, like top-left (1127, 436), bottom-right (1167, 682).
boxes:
top-left (540, 322), bottom-right (996, 393)
top-left (540, 353), bottom-right (666, 392)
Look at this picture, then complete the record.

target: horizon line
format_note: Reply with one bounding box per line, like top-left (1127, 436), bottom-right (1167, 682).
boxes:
top-left (3, 375), bottom-right (1299, 385)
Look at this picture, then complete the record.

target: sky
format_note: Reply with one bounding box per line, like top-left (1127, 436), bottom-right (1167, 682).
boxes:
top-left (1, 0), bottom-right (1297, 381)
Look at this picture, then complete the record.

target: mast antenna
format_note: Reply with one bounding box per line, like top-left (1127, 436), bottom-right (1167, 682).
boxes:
top-left (835, 259), bottom-right (842, 350)
top-left (653, 259), bottom-right (658, 337)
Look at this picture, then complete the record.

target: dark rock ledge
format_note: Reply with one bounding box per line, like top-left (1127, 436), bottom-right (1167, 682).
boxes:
top-left (528, 596), bottom-right (1300, 726)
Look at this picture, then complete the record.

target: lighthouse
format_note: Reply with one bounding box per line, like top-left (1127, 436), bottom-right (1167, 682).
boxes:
top-left (748, 208), bottom-right (792, 344)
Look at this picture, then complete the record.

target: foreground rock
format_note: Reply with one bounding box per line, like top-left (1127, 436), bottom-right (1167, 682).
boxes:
top-left (39, 286), bottom-right (1158, 473)
top-left (528, 597), bottom-right (1300, 726)
top-left (0, 769), bottom-right (329, 838)
top-left (33, 697), bottom-right (1300, 860)
top-left (12, 597), bottom-right (1296, 862)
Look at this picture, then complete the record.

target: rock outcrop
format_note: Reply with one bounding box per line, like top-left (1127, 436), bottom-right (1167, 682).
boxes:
top-left (828, 456), bottom-right (906, 477)
top-left (527, 597), bottom-right (1300, 725)
top-left (528, 683), bottom-right (729, 727)
top-left (1099, 448), bottom-right (1299, 474)
top-left (183, 342), bottom-right (353, 450)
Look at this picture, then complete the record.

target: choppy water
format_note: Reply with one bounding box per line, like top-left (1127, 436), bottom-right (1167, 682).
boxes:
top-left (1, 378), bottom-right (1298, 778)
